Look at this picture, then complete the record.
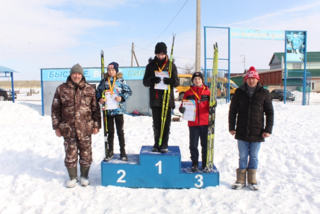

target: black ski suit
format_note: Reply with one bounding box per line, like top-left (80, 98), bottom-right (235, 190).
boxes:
top-left (143, 56), bottom-right (179, 149)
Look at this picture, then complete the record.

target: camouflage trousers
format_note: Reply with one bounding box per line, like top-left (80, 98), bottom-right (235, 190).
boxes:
top-left (63, 135), bottom-right (93, 168)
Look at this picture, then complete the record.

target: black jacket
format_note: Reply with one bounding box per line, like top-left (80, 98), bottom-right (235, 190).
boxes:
top-left (143, 56), bottom-right (179, 108)
top-left (228, 82), bottom-right (274, 142)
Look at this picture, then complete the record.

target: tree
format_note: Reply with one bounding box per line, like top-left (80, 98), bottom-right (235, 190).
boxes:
top-left (178, 63), bottom-right (195, 74)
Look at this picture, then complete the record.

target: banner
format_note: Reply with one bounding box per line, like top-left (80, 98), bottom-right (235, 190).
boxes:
top-left (231, 28), bottom-right (285, 40)
top-left (285, 31), bottom-right (306, 62)
top-left (42, 67), bottom-right (146, 81)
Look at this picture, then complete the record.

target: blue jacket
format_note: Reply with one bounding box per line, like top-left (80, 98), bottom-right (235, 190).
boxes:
top-left (97, 72), bottom-right (132, 116)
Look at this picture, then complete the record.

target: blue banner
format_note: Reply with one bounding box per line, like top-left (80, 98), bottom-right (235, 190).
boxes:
top-left (120, 67), bottom-right (146, 80)
top-left (231, 28), bottom-right (285, 40)
top-left (42, 68), bottom-right (102, 81)
top-left (42, 67), bottom-right (147, 81)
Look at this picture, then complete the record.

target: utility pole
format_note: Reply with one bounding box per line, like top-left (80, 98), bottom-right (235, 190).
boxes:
top-left (131, 43), bottom-right (140, 67)
top-left (195, 0), bottom-right (201, 72)
top-left (131, 43), bottom-right (134, 67)
top-left (240, 54), bottom-right (246, 72)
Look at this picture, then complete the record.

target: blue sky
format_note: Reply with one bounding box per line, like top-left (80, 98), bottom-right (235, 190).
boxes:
top-left (1, 0), bottom-right (320, 80)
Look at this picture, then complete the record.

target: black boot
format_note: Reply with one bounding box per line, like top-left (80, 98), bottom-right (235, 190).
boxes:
top-left (160, 135), bottom-right (169, 153)
top-left (191, 160), bottom-right (199, 172)
top-left (106, 141), bottom-right (114, 161)
top-left (152, 134), bottom-right (160, 152)
top-left (119, 131), bottom-right (128, 161)
top-left (202, 157), bottom-right (207, 170)
top-left (120, 148), bottom-right (128, 161)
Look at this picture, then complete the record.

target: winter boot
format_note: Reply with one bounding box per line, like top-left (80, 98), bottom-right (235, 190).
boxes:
top-left (191, 160), bottom-right (199, 172)
top-left (105, 141), bottom-right (114, 161)
top-left (152, 128), bottom-right (160, 152)
top-left (160, 147), bottom-right (168, 153)
top-left (160, 136), bottom-right (169, 153)
top-left (66, 167), bottom-right (78, 188)
top-left (231, 169), bottom-right (246, 190)
top-left (202, 157), bottom-right (207, 170)
top-left (120, 148), bottom-right (128, 161)
top-left (247, 169), bottom-right (259, 191)
top-left (80, 166), bottom-right (90, 187)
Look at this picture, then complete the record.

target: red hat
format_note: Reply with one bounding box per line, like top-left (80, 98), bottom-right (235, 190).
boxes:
top-left (245, 66), bottom-right (260, 81)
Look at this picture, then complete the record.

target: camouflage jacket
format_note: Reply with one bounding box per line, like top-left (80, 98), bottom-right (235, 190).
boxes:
top-left (51, 76), bottom-right (101, 140)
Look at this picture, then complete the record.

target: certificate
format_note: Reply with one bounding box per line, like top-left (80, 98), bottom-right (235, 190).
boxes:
top-left (154, 71), bottom-right (169, 90)
top-left (182, 99), bottom-right (196, 121)
top-left (103, 90), bottom-right (120, 110)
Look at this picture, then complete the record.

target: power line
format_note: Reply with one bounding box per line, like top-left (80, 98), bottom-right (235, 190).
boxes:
top-left (139, 0), bottom-right (189, 50)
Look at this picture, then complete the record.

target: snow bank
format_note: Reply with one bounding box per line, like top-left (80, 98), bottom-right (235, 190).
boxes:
top-left (0, 100), bottom-right (320, 213)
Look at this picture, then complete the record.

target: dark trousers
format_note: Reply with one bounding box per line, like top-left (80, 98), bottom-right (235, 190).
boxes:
top-left (189, 126), bottom-right (208, 163)
top-left (152, 106), bottom-right (172, 149)
top-left (107, 114), bottom-right (125, 152)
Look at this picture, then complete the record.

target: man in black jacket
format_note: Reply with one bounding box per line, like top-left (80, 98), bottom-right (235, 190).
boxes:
top-left (229, 66), bottom-right (274, 191)
top-left (143, 42), bottom-right (179, 153)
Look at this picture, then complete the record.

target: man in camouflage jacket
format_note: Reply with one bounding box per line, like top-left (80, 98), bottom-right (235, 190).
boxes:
top-left (51, 63), bottom-right (101, 188)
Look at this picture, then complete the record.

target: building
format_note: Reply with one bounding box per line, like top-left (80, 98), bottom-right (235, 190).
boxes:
top-left (269, 52), bottom-right (320, 92)
top-left (231, 52), bottom-right (320, 92)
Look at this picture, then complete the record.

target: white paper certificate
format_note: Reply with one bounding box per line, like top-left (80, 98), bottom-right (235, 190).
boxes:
top-left (182, 99), bottom-right (196, 121)
top-left (154, 71), bottom-right (169, 90)
top-left (103, 90), bottom-right (119, 110)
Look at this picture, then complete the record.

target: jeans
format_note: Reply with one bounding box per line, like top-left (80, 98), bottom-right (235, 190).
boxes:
top-left (238, 140), bottom-right (261, 169)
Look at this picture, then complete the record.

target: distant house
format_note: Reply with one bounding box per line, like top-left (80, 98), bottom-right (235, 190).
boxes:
top-left (268, 52), bottom-right (320, 92)
top-left (231, 52), bottom-right (320, 92)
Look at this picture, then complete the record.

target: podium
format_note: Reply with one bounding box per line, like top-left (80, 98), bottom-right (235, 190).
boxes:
top-left (101, 146), bottom-right (219, 188)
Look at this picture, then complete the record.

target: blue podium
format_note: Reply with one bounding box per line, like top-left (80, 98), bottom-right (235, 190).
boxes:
top-left (101, 146), bottom-right (219, 188)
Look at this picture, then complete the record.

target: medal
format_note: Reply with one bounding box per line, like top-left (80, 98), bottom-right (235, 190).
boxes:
top-left (190, 85), bottom-right (205, 104)
top-left (107, 77), bottom-right (117, 98)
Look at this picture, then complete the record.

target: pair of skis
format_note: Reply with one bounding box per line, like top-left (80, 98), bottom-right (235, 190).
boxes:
top-left (101, 51), bottom-right (109, 160)
top-left (159, 35), bottom-right (176, 146)
top-left (204, 43), bottom-right (218, 172)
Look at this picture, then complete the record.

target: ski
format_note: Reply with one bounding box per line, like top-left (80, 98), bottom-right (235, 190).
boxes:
top-left (204, 43), bottom-right (218, 172)
top-left (101, 50), bottom-right (109, 160)
top-left (159, 34), bottom-right (176, 146)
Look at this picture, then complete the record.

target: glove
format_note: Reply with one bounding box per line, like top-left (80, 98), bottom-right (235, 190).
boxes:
top-left (163, 77), bottom-right (175, 85)
top-left (150, 77), bottom-right (161, 84)
top-left (179, 107), bottom-right (186, 113)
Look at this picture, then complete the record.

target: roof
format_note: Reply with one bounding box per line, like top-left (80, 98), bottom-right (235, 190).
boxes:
top-left (269, 52), bottom-right (320, 65)
top-left (0, 65), bottom-right (19, 73)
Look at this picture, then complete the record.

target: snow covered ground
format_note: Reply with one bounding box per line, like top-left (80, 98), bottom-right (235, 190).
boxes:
top-left (1, 91), bottom-right (320, 213)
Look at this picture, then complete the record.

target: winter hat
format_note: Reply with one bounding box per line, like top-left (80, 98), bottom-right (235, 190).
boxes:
top-left (70, 63), bottom-right (84, 75)
top-left (107, 62), bottom-right (119, 73)
top-left (192, 72), bottom-right (204, 83)
top-left (245, 66), bottom-right (260, 81)
top-left (155, 42), bottom-right (167, 54)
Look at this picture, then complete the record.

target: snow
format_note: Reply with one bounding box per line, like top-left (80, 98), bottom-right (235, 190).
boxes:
top-left (1, 90), bottom-right (320, 213)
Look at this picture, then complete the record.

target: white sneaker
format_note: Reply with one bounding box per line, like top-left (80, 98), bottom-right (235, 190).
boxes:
top-left (231, 183), bottom-right (246, 190)
top-left (249, 183), bottom-right (259, 191)
top-left (66, 178), bottom-right (77, 188)
top-left (80, 177), bottom-right (90, 187)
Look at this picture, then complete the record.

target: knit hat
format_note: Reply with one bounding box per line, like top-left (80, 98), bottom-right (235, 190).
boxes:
top-left (245, 66), bottom-right (260, 81)
top-left (107, 62), bottom-right (119, 73)
top-left (192, 72), bottom-right (204, 83)
top-left (155, 42), bottom-right (167, 54)
top-left (70, 63), bottom-right (84, 75)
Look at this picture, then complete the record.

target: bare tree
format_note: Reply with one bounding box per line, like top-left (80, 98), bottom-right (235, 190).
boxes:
top-left (178, 63), bottom-right (195, 74)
